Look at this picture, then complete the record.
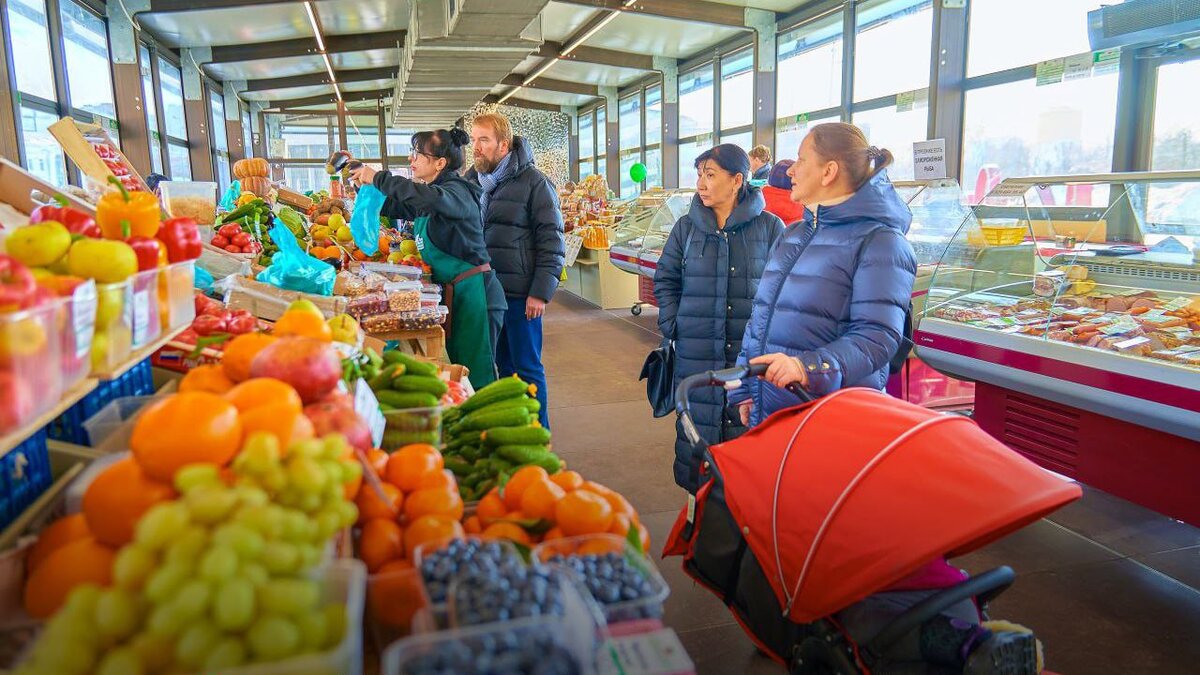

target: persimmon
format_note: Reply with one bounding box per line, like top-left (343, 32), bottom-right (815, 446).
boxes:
top-left (23, 537), bottom-right (116, 619)
top-left (481, 522), bottom-right (532, 546)
top-left (384, 444), bottom-right (443, 492)
top-left (519, 478), bottom-right (565, 521)
top-left (555, 490), bottom-right (614, 537)
top-left (404, 514), bottom-right (464, 560)
top-left (355, 482), bottom-right (403, 524)
top-left (25, 513), bottom-right (90, 572)
top-left (238, 403), bottom-right (314, 448)
top-left (403, 486), bottom-right (464, 522)
top-left (549, 470), bottom-right (584, 492)
top-left (220, 333), bottom-right (277, 383)
top-left (502, 465), bottom-right (549, 511)
top-left (83, 457), bottom-right (177, 546)
top-left (359, 519), bottom-right (404, 572)
top-left (273, 310), bottom-right (333, 342)
top-left (178, 364), bottom-right (235, 394)
top-left (130, 392), bottom-right (242, 482)
top-left (224, 377), bottom-right (303, 413)
top-left (476, 491), bottom-right (508, 527)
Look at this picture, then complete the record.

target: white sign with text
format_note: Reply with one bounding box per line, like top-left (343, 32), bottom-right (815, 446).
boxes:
top-left (912, 139), bottom-right (947, 179)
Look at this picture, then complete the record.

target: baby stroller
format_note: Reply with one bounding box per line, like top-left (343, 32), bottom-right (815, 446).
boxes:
top-left (662, 365), bottom-right (1082, 674)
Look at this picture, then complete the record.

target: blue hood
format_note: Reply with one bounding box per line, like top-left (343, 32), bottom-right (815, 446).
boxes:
top-left (686, 186), bottom-right (767, 235)
top-left (802, 170), bottom-right (912, 234)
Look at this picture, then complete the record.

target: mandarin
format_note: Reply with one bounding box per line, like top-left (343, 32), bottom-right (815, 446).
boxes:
top-left (355, 482), bottom-right (403, 524)
top-left (23, 536), bottom-right (116, 618)
top-left (384, 444), bottom-right (444, 492)
top-left (224, 377), bottom-right (303, 413)
top-left (221, 333), bottom-right (277, 382)
top-left (82, 457), bottom-right (177, 547)
top-left (130, 392), bottom-right (242, 482)
top-left (25, 513), bottom-right (90, 572)
top-left (555, 490), bottom-right (614, 536)
top-left (502, 465), bottom-right (549, 511)
top-left (178, 364), bottom-right (235, 395)
top-left (359, 519), bottom-right (405, 572)
top-left (404, 514), bottom-right (464, 560)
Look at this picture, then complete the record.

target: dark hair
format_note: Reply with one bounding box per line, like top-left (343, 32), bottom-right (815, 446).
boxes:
top-left (410, 127), bottom-right (471, 173)
top-left (807, 122), bottom-right (894, 189)
top-left (767, 160), bottom-right (793, 190)
top-left (694, 144), bottom-right (751, 194)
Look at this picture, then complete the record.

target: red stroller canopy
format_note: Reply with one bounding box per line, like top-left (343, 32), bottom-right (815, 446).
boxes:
top-left (711, 388), bottom-right (1081, 624)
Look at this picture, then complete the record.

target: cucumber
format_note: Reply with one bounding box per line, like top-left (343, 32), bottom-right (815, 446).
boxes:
top-left (483, 426), bottom-right (551, 447)
top-left (459, 446), bottom-right (482, 462)
top-left (376, 390), bottom-right (439, 409)
top-left (474, 478), bottom-right (496, 497)
top-left (456, 406), bottom-right (531, 432)
top-left (444, 457), bottom-right (473, 477)
top-left (525, 453), bottom-right (563, 473)
top-left (443, 407), bottom-right (464, 426)
top-left (382, 350), bottom-right (439, 377)
top-left (495, 445), bottom-right (554, 466)
top-left (445, 431), bottom-right (483, 452)
top-left (391, 374), bottom-right (449, 397)
top-left (382, 430), bottom-right (440, 449)
top-left (368, 364), bottom-right (403, 391)
top-left (459, 375), bottom-right (532, 413)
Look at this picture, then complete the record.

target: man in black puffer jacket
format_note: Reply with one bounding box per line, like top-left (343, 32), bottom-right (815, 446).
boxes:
top-left (467, 112), bottom-right (565, 427)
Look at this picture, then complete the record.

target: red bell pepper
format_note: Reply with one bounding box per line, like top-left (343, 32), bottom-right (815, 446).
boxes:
top-left (128, 236), bottom-right (166, 272)
top-left (156, 217), bottom-right (203, 262)
top-left (29, 195), bottom-right (100, 238)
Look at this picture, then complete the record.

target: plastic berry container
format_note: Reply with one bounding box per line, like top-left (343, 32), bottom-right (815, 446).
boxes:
top-left (533, 533), bottom-right (670, 625)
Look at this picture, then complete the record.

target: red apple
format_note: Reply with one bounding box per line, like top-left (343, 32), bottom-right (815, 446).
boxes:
top-left (0, 370), bottom-right (35, 430)
top-left (318, 389), bottom-right (355, 409)
top-left (303, 401), bottom-right (372, 450)
top-left (248, 336), bottom-right (342, 404)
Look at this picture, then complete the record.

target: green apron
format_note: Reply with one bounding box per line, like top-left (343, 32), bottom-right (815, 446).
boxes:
top-left (413, 216), bottom-right (497, 390)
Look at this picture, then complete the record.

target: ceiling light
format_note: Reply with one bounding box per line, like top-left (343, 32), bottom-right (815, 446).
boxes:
top-left (521, 57), bottom-right (559, 86)
top-left (304, 2), bottom-right (325, 52)
top-left (322, 52), bottom-right (337, 83)
top-left (498, 88), bottom-right (519, 104)
top-left (561, 0), bottom-right (635, 56)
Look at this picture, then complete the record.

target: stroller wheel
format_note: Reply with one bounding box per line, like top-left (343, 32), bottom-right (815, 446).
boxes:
top-left (790, 636), bottom-right (860, 675)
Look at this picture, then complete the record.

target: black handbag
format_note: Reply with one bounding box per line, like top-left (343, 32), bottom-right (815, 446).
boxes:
top-left (640, 339), bottom-right (675, 418)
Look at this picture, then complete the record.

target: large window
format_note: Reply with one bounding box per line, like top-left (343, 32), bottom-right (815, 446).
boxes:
top-left (619, 94), bottom-right (642, 197)
top-left (720, 48), bottom-right (753, 142)
top-left (852, 105), bottom-right (926, 180)
top-left (345, 115), bottom-right (380, 160)
top-left (578, 110), bottom-right (595, 178)
top-left (1151, 58), bottom-right (1200, 171)
top-left (967, 0), bottom-right (1098, 78)
top-left (60, 0), bottom-right (116, 141)
top-left (645, 85), bottom-right (662, 189)
top-left (139, 45), bottom-right (164, 174)
top-left (776, 11), bottom-right (843, 153)
top-left (596, 105), bottom-right (608, 180)
top-left (242, 110), bottom-right (254, 159)
top-left (7, 0), bottom-right (65, 185)
top-left (209, 89), bottom-right (230, 190)
top-left (679, 66), bottom-right (715, 188)
top-left (158, 57), bottom-right (191, 179)
top-left (853, 0), bottom-right (932, 103)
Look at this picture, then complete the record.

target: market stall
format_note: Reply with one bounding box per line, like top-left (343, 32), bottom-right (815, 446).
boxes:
top-left (606, 189), bottom-right (695, 316)
top-left (915, 171), bottom-right (1200, 525)
top-left (558, 176), bottom-right (643, 310)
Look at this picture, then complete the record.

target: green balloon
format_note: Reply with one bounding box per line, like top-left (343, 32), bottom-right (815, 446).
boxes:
top-left (629, 162), bottom-right (648, 183)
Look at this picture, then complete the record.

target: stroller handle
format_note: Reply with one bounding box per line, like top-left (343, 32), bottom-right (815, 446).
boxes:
top-left (675, 364), bottom-right (813, 447)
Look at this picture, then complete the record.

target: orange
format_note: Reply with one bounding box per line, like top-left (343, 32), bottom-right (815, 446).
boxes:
top-left (404, 514), bottom-right (464, 560)
top-left (519, 478), bottom-right (565, 521)
top-left (385, 444), bottom-right (444, 492)
top-left (378, 559), bottom-right (414, 574)
top-left (273, 310), bottom-right (333, 342)
top-left (365, 448), bottom-right (389, 476)
top-left (26, 513), bottom-right (91, 572)
top-left (178, 364), bottom-right (235, 394)
top-left (502, 465), bottom-right (549, 511)
top-left (415, 469), bottom-right (457, 492)
top-left (580, 480), bottom-right (616, 499)
top-left (224, 377), bottom-right (303, 413)
top-left (578, 538), bottom-right (624, 556)
top-left (476, 491), bottom-right (508, 527)
top-left (356, 482), bottom-right (403, 524)
top-left (596, 488), bottom-right (637, 521)
top-left (368, 564), bottom-right (424, 631)
top-left (82, 457), bottom-right (177, 547)
top-left (23, 536), bottom-right (115, 619)
top-left (131, 392), bottom-right (243, 482)
top-left (403, 486), bottom-right (464, 522)
top-left (608, 513), bottom-right (633, 538)
top-left (481, 521), bottom-right (532, 546)
top-left (634, 521), bottom-right (651, 552)
top-left (359, 519), bottom-right (404, 572)
top-left (543, 526), bottom-right (565, 541)
top-left (463, 515), bottom-right (483, 535)
top-left (221, 333), bottom-right (277, 383)
top-left (555, 490), bottom-right (614, 537)
top-left (238, 403), bottom-right (315, 448)
top-left (549, 470), bottom-right (584, 492)
top-left (343, 464), bottom-right (363, 501)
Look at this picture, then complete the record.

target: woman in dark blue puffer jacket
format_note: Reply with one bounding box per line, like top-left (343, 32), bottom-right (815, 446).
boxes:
top-left (731, 123), bottom-right (916, 427)
top-left (654, 145), bottom-right (784, 492)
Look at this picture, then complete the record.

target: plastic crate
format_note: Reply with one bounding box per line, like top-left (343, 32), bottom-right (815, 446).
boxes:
top-left (0, 300), bottom-right (65, 436)
top-left (0, 430), bottom-right (52, 533)
top-left (46, 359), bottom-right (155, 446)
top-left (533, 534), bottom-right (670, 625)
top-left (381, 406), bottom-right (442, 451)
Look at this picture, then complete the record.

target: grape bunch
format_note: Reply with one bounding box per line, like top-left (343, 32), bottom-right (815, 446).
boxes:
top-left (418, 538), bottom-right (524, 605)
top-left (399, 630), bottom-right (582, 675)
top-left (13, 432), bottom-right (363, 675)
top-left (547, 552), bottom-right (662, 621)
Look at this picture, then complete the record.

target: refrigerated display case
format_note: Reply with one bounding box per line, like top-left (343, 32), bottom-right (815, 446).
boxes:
top-left (605, 189), bottom-right (695, 313)
top-left (914, 171), bottom-right (1200, 525)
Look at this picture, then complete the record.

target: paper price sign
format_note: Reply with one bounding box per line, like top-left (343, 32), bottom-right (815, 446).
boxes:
top-left (354, 378), bottom-right (387, 448)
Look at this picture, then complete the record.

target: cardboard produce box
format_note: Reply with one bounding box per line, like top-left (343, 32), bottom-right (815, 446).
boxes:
top-left (0, 158), bottom-right (95, 230)
top-left (48, 117), bottom-right (149, 194)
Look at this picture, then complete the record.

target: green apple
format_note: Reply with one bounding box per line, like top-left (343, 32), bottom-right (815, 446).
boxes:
top-left (286, 299), bottom-right (323, 318)
top-left (6, 221), bottom-right (71, 267)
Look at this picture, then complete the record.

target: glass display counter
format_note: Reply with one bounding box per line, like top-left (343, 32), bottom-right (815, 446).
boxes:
top-left (607, 189), bottom-right (695, 278)
top-left (914, 171), bottom-right (1200, 525)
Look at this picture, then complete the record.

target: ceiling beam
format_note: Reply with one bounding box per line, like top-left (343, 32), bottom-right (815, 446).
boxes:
top-left (207, 30), bottom-right (405, 64)
top-left (243, 67), bottom-right (396, 92)
top-left (499, 75), bottom-right (597, 97)
top-left (147, 0), bottom-right (304, 12)
top-left (266, 87), bottom-right (391, 110)
top-left (554, 0), bottom-right (758, 29)
top-left (482, 95), bottom-right (564, 113)
top-left (536, 41), bottom-right (653, 70)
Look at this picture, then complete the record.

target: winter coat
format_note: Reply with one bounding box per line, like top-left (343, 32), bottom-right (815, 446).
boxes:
top-left (762, 185), bottom-right (805, 224)
top-left (465, 137), bottom-right (566, 302)
top-left (752, 163), bottom-right (771, 181)
top-left (654, 188), bottom-right (784, 491)
top-left (731, 170), bottom-right (916, 428)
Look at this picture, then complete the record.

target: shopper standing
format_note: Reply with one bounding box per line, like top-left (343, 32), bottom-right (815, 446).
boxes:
top-left (655, 144), bottom-right (784, 492)
top-left (732, 122), bottom-right (916, 427)
top-left (351, 129), bottom-right (507, 390)
top-left (467, 113), bottom-right (564, 428)
top-left (749, 145), bottom-right (773, 182)
top-left (761, 159), bottom-right (805, 224)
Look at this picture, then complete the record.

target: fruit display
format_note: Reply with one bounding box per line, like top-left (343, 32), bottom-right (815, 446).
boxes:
top-left (309, 197), bottom-right (350, 229)
top-left (536, 534), bottom-right (669, 623)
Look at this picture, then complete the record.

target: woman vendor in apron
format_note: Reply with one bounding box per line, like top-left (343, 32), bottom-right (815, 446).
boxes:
top-left (350, 128), bottom-right (506, 389)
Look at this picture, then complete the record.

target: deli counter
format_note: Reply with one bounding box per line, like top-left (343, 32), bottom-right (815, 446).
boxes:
top-left (914, 171), bottom-right (1200, 525)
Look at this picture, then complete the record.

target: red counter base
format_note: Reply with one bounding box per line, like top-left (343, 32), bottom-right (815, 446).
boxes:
top-left (973, 382), bottom-right (1200, 527)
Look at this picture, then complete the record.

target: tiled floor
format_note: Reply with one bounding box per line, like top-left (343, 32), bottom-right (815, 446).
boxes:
top-left (543, 292), bottom-right (1200, 675)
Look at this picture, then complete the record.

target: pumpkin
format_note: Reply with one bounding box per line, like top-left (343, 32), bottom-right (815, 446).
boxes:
top-left (233, 157), bottom-right (269, 179)
top-left (240, 175), bottom-right (272, 197)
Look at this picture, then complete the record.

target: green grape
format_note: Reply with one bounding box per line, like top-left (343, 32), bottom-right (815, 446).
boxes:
top-left (186, 485), bottom-right (239, 524)
top-left (205, 637), bottom-right (248, 669)
top-left (314, 511), bottom-right (342, 540)
top-left (62, 583), bottom-right (102, 619)
top-left (40, 608), bottom-right (100, 653)
top-left (289, 438), bottom-right (323, 459)
top-left (295, 611), bottom-right (328, 652)
top-left (164, 525), bottom-right (210, 566)
top-left (29, 633), bottom-right (96, 675)
top-left (94, 587), bottom-right (140, 642)
top-left (235, 433), bottom-right (282, 475)
top-left (213, 577), bottom-right (257, 631)
top-left (340, 457), bottom-right (363, 484)
top-left (320, 461), bottom-right (344, 488)
top-left (335, 501), bottom-right (359, 528)
top-left (146, 603), bottom-right (187, 637)
top-left (144, 562), bottom-right (191, 605)
top-left (234, 504), bottom-right (284, 538)
top-left (298, 543), bottom-right (324, 570)
top-left (240, 561), bottom-right (270, 587)
top-left (319, 434), bottom-right (349, 460)
top-left (199, 545), bottom-right (239, 582)
top-left (129, 632), bottom-right (174, 673)
top-left (175, 620), bottom-right (220, 671)
top-left (113, 544), bottom-right (157, 590)
top-left (282, 509), bottom-right (316, 541)
top-left (260, 465), bottom-right (288, 492)
top-left (174, 463), bottom-right (221, 494)
top-left (298, 491), bottom-right (323, 514)
top-left (95, 645), bottom-right (145, 675)
top-left (171, 579), bottom-right (212, 620)
top-left (260, 541), bottom-right (300, 575)
top-left (322, 603), bottom-right (348, 649)
top-left (247, 615), bottom-right (301, 661)
top-left (135, 502), bottom-right (190, 550)
top-left (258, 578), bottom-right (320, 616)
top-left (288, 457), bottom-right (328, 494)
top-left (213, 522), bottom-right (266, 560)
top-left (234, 484), bottom-right (270, 508)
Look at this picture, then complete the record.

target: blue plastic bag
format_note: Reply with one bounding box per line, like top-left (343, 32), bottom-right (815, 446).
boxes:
top-left (256, 223), bottom-right (336, 295)
top-left (193, 266), bottom-right (214, 293)
top-left (350, 183), bottom-right (384, 256)
top-left (220, 179), bottom-right (242, 211)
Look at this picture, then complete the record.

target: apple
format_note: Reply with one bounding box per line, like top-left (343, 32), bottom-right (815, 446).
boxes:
top-left (5, 221), bottom-right (72, 268)
top-left (0, 370), bottom-right (35, 429)
top-left (303, 401), bottom-right (372, 450)
top-left (211, 234), bottom-right (230, 248)
top-left (286, 299), bottom-right (323, 318)
top-left (248, 336), bottom-right (342, 404)
top-left (218, 223), bottom-right (242, 239)
top-left (0, 255), bottom-right (37, 313)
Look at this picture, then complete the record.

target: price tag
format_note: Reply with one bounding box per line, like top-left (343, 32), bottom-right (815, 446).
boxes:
top-left (72, 281), bottom-right (97, 359)
top-left (1035, 58), bottom-right (1065, 86)
top-left (895, 90), bottom-right (916, 112)
top-left (1063, 52), bottom-right (1094, 81)
top-left (1099, 319), bottom-right (1139, 336)
top-left (1093, 48), bottom-right (1121, 75)
top-left (986, 181), bottom-right (1031, 199)
top-left (1164, 297), bottom-right (1192, 311)
top-left (132, 290), bottom-right (150, 347)
top-left (354, 378), bottom-right (386, 448)
top-left (564, 233), bottom-right (584, 267)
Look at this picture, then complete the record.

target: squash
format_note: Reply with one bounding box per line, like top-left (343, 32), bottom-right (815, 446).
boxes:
top-left (233, 157), bottom-right (269, 179)
top-left (240, 175), bottom-right (272, 197)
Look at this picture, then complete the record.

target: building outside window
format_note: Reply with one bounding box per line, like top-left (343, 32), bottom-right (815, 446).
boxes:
top-left (776, 11), bottom-right (843, 159)
top-left (678, 66), bottom-right (714, 188)
top-left (1150, 57), bottom-right (1200, 172)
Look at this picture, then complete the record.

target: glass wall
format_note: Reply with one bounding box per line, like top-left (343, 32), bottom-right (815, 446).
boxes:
top-left (139, 45), bottom-right (164, 174)
top-left (645, 85), bottom-right (662, 189)
top-left (242, 110), bottom-right (254, 159)
top-left (158, 57), bottom-right (191, 179)
top-left (619, 93), bottom-right (643, 197)
top-left (1151, 58), bottom-right (1200, 171)
top-left (209, 89), bottom-right (230, 191)
top-left (720, 48), bottom-right (753, 146)
top-left (7, 0), bottom-right (66, 185)
top-left (776, 10), bottom-right (843, 155)
top-left (596, 106), bottom-right (608, 180)
top-left (578, 110), bottom-right (595, 177)
top-left (61, 0), bottom-right (117, 142)
top-left (678, 65), bottom-right (714, 188)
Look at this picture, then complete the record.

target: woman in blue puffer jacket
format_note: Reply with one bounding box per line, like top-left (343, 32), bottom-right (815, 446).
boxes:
top-left (654, 144), bottom-right (784, 492)
top-left (732, 122), bottom-right (916, 426)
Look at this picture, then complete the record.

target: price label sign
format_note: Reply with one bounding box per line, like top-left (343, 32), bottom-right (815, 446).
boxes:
top-left (72, 281), bottom-right (97, 359)
top-left (912, 139), bottom-right (947, 179)
top-left (132, 290), bottom-right (151, 348)
top-left (354, 378), bottom-right (387, 448)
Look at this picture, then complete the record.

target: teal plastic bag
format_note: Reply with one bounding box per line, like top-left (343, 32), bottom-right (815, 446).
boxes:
top-left (256, 223), bottom-right (336, 295)
top-left (193, 266), bottom-right (214, 293)
top-left (220, 179), bottom-right (242, 211)
top-left (350, 184), bottom-right (384, 256)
